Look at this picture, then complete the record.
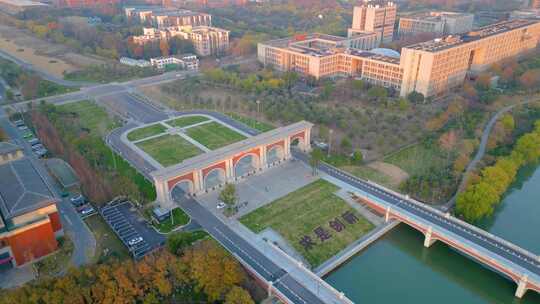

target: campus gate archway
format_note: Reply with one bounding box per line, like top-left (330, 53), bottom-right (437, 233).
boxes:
top-left (170, 180), bottom-right (193, 200)
top-left (234, 154), bottom-right (259, 178)
top-left (266, 145), bottom-right (284, 165)
top-left (204, 168), bottom-right (226, 191)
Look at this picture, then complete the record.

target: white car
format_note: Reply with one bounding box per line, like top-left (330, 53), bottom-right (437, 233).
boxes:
top-left (80, 206), bottom-right (95, 215)
top-left (128, 236), bottom-right (143, 246)
top-left (18, 125), bottom-right (28, 131)
top-left (217, 202), bottom-right (226, 209)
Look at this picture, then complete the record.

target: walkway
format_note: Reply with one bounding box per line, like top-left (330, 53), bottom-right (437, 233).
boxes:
top-left (445, 97), bottom-right (540, 209)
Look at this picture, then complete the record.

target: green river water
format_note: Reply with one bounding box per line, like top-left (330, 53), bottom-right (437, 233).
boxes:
top-left (326, 164), bottom-right (540, 303)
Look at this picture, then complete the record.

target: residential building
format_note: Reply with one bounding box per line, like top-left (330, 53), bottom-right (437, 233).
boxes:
top-left (183, 26), bottom-right (230, 56)
top-left (510, 9), bottom-right (540, 20)
top-left (132, 25), bottom-right (230, 56)
top-left (150, 54), bottom-right (199, 69)
top-left (55, 0), bottom-right (119, 8)
top-left (532, 0), bottom-right (540, 9)
top-left (349, 1), bottom-right (397, 44)
top-left (398, 12), bottom-right (474, 37)
top-left (124, 6), bottom-right (211, 28)
top-left (120, 57), bottom-right (151, 67)
top-left (0, 143), bottom-right (63, 268)
top-left (258, 19), bottom-right (540, 98)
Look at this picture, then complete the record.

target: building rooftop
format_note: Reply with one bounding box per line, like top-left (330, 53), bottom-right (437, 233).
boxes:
top-left (152, 121), bottom-right (314, 181)
top-left (348, 49), bottom-right (401, 64)
top-left (404, 19), bottom-right (540, 52)
top-left (0, 157), bottom-right (57, 219)
top-left (153, 9), bottom-right (209, 17)
top-left (401, 11), bottom-right (473, 22)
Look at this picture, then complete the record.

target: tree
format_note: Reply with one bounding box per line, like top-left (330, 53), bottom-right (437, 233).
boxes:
top-left (351, 150), bottom-right (363, 165)
top-left (340, 137), bottom-right (352, 154)
top-left (519, 69), bottom-right (540, 91)
top-left (367, 86), bottom-right (388, 102)
top-left (159, 39), bottom-right (170, 57)
top-left (407, 91), bottom-right (424, 103)
top-left (219, 184), bottom-right (237, 207)
top-left (225, 286), bottom-right (254, 304)
top-left (309, 148), bottom-right (324, 175)
top-left (456, 182), bottom-right (499, 222)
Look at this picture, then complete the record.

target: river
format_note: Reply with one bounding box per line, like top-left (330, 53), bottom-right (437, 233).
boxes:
top-left (326, 164), bottom-right (540, 303)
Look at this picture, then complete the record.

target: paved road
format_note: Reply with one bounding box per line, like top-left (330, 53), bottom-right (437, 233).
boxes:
top-left (176, 195), bottom-right (325, 304)
top-left (0, 108), bottom-right (96, 267)
top-left (293, 151), bottom-right (540, 279)
top-left (445, 97), bottom-right (540, 209)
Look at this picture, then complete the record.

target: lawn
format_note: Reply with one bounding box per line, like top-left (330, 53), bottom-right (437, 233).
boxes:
top-left (384, 143), bottom-right (446, 176)
top-left (35, 236), bottom-right (74, 277)
top-left (153, 208), bottom-right (190, 233)
top-left (57, 100), bottom-right (119, 137)
top-left (85, 215), bottom-right (129, 263)
top-left (137, 134), bottom-right (202, 167)
top-left (226, 112), bottom-right (275, 132)
top-left (240, 179), bottom-right (374, 267)
top-left (186, 121), bottom-right (246, 150)
top-left (167, 115), bottom-right (210, 128)
top-left (127, 123), bottom-right (167, 141)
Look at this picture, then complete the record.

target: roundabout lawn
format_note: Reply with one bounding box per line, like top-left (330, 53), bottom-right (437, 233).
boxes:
top-left (240, 179), bottom-right (374, 267)
top-left (186, 121), bottom-right (246, 150)
top-left (167, 116), bottom-right (210, 128)
top-left (136, 134), bottom-right (202, 167)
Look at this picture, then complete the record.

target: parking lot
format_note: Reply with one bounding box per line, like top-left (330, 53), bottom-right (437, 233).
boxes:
top-left (100, 200), bottom-right (165, 259)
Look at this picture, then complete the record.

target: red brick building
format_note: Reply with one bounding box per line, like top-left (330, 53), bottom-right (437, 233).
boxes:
top-left (0, 143), bottom-right (63, 269)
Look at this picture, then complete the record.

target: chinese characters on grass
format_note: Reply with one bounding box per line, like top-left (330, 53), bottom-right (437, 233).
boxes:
top-left (299, 210), bottom-right (359, 251)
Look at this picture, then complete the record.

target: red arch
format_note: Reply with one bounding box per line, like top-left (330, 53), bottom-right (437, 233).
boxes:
top-left (266, 140), bottom-right (285, 152)
top-left (202, 161), bottom-right (227, 178)
top-left (233, 147), bottom-right (261, 167)
top-left (290, 131), bottom-right (306, 144)
top-left (167, 172), bottom-right (195, 189)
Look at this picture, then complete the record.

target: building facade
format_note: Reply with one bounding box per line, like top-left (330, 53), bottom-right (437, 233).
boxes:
top-left (185, 26), bottom-right (230, 56)
top-left (124, 6), bottom-right (211, 28)
top-left (350, 1), bottom-right (397, 44)
top-left (398, 12), bottom-right (474, 37)
top-left (0, 143), bottom-right (63, 269)
top-left (150, 54), bottom-right (199, 69)
top-left (258, 19), bottom-right (540, 98)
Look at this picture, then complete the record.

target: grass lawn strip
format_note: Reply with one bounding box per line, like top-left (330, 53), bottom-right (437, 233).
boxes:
top-left (58, 100), bottom-right (119, 137)
top-left (154, 208), bottom-right (190, 233)
top-left (166, 116), bottom-right (210, 128)
top-left (384, 143), bottom-right (445, 176)
top-left (136, 134), bottom-right (202, 167)
top-left (240, 179), bottom-right (374, 267)
top-left (127, 123), bottom-right (167, 141)
top-left (186, 121), bottom-right (246, 150)
top-left (85, 215), bottom-right (129, 262)
top-left (340, 165), bottom-right (394, 189)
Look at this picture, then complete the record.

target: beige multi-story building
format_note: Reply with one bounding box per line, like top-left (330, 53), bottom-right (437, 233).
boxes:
top-left (349, 1), bottom-right (397, 44)
top-left (124, 6), bottom-right (211, 28)
top-left (259, 19), bottom-right (540, 98)
top-left (186, 26), bottom-right (230, 56)
top-left (398, 12), bottom-right (474, 37)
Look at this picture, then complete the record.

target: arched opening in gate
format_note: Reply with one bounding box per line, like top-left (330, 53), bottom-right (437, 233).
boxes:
top-left (170, 180), bottom-right (193, 201)
top-left (267, 145), bottom-right (284, 165)
top-left (290, 136), bottom-right (305, 150)
top-left (204, 168), bottom-right (226, 192)
top-left (234, 154), bottom-right (259, 178)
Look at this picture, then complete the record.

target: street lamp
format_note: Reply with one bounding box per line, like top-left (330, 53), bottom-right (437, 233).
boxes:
top-left (256, 100), bottom-right (261, 123)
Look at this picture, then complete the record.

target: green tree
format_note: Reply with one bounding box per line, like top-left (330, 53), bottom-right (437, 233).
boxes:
top-left (340, 137), bottom-right (352, 154)
top-left (351, 150), bottom-right (363, 165)
top-left (456, 182), bottom-right (500, 222)
top-left (219, 184), bottom-right (237, 207)
top-left (407, 91), bottom-right (424, 103)
top-left (309, 147), bottom-right (324, 175)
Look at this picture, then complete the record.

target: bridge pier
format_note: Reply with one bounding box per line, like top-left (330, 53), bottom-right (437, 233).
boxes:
top-left (385, 206), bottom-right (390, 223)
top-left (423, 227), bottom-right (437, 248)
top-left (515, 275), bottom-right (528, 298)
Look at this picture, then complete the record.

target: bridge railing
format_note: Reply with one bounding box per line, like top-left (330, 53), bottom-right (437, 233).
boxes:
top-left (321, 160), bottom-right (540, 266)
top-left (361, 173), bottom-right (540, 266)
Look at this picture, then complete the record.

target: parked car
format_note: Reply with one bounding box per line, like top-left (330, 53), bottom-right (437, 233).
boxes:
top-left (79, 206), bottom-right (95, 216)
top-left (18, 125), bottom-right (28, 131)
top-left (70, 194), bottom-right (85, 207)
top-left (128, 236), bottom-right (143, 246)
top-left (23, 132), bottom-right (33, 139)
top-left (28, 138), bottom-right (40, 145)
top-left (14, 120), bottom-right (24, 127)
top-left (32, 144), bottom-right (44, 151)
top-left (217, 202), bottom-right (226, 209)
